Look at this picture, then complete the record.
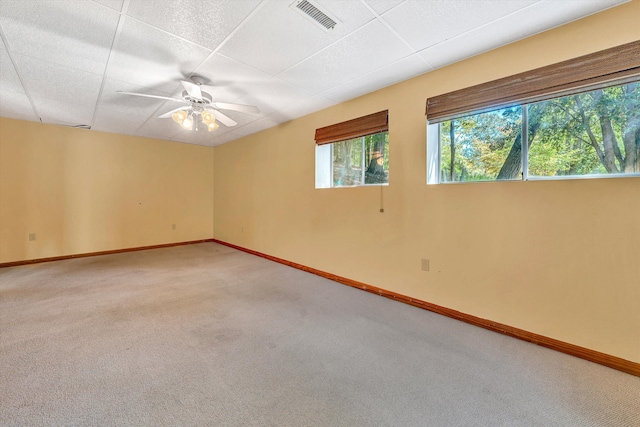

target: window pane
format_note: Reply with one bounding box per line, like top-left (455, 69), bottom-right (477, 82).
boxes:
top-left (364, 131), bottom-right (389, 184)
top-left (440, 107), bottom-right (522, 182)
top-left (333, 138), bottom-right (363, 187)
top-left (527, 82), bottom-right (640, 177)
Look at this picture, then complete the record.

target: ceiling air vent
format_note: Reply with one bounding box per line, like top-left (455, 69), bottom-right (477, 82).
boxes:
top-left (290, 0), bottom-right (339, 31)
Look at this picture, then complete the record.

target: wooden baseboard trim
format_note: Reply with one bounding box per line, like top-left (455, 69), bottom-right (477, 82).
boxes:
top-left (0, 239), bottom-right (215, 268)
top-left (212, 238), bottom-right (640, 377)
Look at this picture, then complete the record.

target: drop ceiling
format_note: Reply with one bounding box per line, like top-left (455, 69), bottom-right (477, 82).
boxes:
top-left (0, 0), bottom-right (627, 147)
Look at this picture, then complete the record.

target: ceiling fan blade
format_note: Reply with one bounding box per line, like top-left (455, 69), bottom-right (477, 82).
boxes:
top-left (213, 102), bottom-right (260, 115)
top-left (181, 80), bottom-right (202, 99)
top-left (209, 109), bottom-right (237, 127)
top-left (158, 107), bottom-right (189, 119)
top-left (117, 91), bottom-right (187, 103)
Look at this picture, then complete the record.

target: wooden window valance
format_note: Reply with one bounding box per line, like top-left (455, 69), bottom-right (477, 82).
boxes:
top-left (426, 40), bottom-right (640, 123)
top-left (315, 110), bottom-right (388, 145)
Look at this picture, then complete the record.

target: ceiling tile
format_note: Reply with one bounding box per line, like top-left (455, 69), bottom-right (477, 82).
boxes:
top-left (134, 115), bottom-right (182, 140)
top-left (0, 89), bottom-right (36, 121)
top-left (211, 110), bottom-right (260, 130)
top-left (98, 78), bottom-right (179, 118)
top-left (214, 112), bottom-right (290, 144)
top-left (206, 117), bottom-right (278, 147)
top-left (126, 0), bottom-right (261, 50)
top-left (363, 0), bottom-right (405, 15)
top-left (279, 20), bottom-right (414, 94)
top-left (34, 97), bottom-right (95, 126)
top-left (218, 0), bottom-right (375, 75)
top-left (92, 108), bottom-right (150, 135)
top-left (382, 0), bottom-right (537, 52)
top-left (214, 111), bottom-right (260, 130)
top-left (12, 54), bottom-right (103, 108)
top-left (0, 0), bottom-right (120, 75)
top-left (323, 54), bottom-right (429, 103)
top-left (233, 115), bottom-right (282, 135)
top-left (213, 117), bottom-right (278, 145)
top-left (0, 47), bottom-right (25, 94)
top-left (107, 17), bottom-right (212, 93)
top-left (418, 0), bottom-right (628, 69)
top-left (193, 54), bottom-right (272, 103)
top-left (275, 95), bottom-right (337, 122)
top-left (232, 78), bottom-right (313, 116)
top-left (311, 0), bottom-right (377, 31)
top-left (93, 0), bottom-right (124, 12)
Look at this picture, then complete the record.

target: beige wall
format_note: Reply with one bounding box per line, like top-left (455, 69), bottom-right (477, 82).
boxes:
top-left (214, 2), bottom-right (640, 362)
top-left (0, 118), bottom-right (214, 263)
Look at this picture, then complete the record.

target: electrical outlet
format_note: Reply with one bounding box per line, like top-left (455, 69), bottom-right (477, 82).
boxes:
top-left (172, 224), bottom-right (176, 230)
top-left (28, 233), bottom-right (36, 241)
top-left (421, 258), bottom-right (429, 271)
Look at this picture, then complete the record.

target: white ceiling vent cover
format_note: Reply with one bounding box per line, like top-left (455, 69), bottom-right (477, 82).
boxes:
top-left (290, 0), bottom-right (339, 31)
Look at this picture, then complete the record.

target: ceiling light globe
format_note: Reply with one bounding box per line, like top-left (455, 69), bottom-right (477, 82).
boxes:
top-left (172, 110), bottom-right (188, 124)
top-left (207, 122), bottom-right (219, 132)
top-left (201, 111), bottom-right (215, 124)
top-left (182, 116), bottom-right (193, 130)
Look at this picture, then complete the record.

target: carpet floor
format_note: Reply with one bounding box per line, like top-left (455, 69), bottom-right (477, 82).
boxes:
top-left (0, 242), bottom-right (638, 426)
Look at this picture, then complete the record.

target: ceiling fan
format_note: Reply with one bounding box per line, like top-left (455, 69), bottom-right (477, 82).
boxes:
top-left (117, 76), bottom-right (260, 131)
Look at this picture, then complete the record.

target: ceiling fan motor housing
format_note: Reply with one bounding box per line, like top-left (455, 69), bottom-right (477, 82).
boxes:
top-left (183, 91), bottom-right (212, 105)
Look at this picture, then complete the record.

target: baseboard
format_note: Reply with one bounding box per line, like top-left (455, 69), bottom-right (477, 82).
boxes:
top-left (0, 239), bottom-right (215, 268)
top-left (212, 239), bottom-right (640, 377)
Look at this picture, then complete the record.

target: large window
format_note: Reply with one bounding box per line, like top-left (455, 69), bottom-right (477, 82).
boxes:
top-left (431, 82), bottom-right (639, 182)
top-left (316, 110), bottom-right (389, 188)
top-left (426, 41), bottom-right (640, 184)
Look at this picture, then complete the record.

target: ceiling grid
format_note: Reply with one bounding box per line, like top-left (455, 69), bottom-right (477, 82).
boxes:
top-left (90, 0), bottom-right (131, 129)
top-left (0, 0), bottom-right (628, 146)
top-left (0, 24), bottom-right (40, 121)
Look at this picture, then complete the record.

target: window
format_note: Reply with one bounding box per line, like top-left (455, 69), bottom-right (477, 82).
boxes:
top-left (426, 41), bottom-right (640, 184)
top-left (527, 85), bottom-right (639, 178)
top-left (438, 106), bottom-right (522, 182)
top-left (430, 82), bottom-right (639, 183)
top-left (316, 111), bottom-right (389, 188)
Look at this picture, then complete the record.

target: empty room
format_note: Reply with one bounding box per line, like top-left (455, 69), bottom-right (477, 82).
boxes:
top-left (1, 0), bottom-right (639, 425)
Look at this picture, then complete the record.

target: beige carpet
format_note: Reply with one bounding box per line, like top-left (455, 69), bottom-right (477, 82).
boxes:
top-left (1, 242), bottom-right (638, 426)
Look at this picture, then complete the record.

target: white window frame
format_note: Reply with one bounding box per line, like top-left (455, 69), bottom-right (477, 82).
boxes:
top-left (427, 96), bottom-right (640, 184)
top-left (316, 132), bottom-right (389, 189)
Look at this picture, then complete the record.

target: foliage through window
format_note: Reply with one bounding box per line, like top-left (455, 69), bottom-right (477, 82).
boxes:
top-left (317, 131), bottom-right (389, 188)
top-left (429, 81), bottom-right (640, 183)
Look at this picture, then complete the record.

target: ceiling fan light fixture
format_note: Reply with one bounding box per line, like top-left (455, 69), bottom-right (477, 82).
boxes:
top-left (132, 81), bottom-right (250, 130)
top-left (181, 115), bottom-right (194, 130)
top-left (201, 111), bottom-right (215, 124)
top-left (172, 110), bottom-right (188, 125)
